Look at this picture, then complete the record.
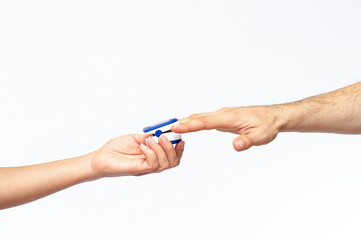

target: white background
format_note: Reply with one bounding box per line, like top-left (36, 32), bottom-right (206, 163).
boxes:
top-left (1, 0), bottom-right (361, 239)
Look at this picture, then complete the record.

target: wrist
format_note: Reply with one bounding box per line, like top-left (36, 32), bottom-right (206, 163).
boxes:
top-left (270, 102), bottom-right (305, 132)
top-left (264, 104), bottom-right (294, 132)
top-left (74, 152), bottom-right (101, 182)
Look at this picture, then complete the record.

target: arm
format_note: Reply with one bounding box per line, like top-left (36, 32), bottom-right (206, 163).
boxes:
top-left (172, 81), bottom-right (361, 151)
top-left (278, 81), bottom-right (361, 134)
top-left (0, 134), bottom-right (185, 209)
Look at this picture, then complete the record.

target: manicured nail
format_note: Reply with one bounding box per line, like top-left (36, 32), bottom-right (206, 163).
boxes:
top-left (159, 134), bottom-right (169, 143)
top-left (236, 139), bottom-right (246, 150)
top-left (147, 137), bottom-right (157, 147)
top-left (140, 143), bottom-right (149, 151)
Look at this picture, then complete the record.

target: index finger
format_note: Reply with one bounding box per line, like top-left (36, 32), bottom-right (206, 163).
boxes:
top-left (171, 112), bottom-right (225, 133)
top-left (131, 134), bottom-right (153, 144)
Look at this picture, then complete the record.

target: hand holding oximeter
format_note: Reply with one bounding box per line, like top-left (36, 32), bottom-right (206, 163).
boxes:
top-left (143, 118), bottom-right (182, 144)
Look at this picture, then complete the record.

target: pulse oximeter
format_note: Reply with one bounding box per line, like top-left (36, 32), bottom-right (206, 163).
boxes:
top-left (143, 118), bottom-right (182, 144)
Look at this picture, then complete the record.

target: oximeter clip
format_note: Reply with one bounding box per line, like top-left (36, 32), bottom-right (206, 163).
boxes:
top-left (143, 118), bottom-right (182, 144)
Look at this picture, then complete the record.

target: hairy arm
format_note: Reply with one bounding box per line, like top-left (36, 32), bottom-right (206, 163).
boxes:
top-left (279, 81), bottom-right (361, 134)
top-left (172, 81), bottom-right (361, 151)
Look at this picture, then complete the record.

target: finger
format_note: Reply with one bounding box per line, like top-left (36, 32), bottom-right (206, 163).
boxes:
top-left (132, 134), bottom-right (153, 145)
top-left (139, 143), bottom-right (159, 171)
top-left (177, 113), bottom-right (209, 124)
top-left (158, 135), bottom-right (179, 168)
top-left (233, 135), bottom-right (254, 152)
top-left (172, 113), bottom-right (226, 133)
top-left (146, 137), bottom-right (169, 172)
top-left (233, 127), bottom-right (278, 152)
top-left (175, 141), bottom-right (185, 165)
top-left (233, 131), bottom-right (265, 152)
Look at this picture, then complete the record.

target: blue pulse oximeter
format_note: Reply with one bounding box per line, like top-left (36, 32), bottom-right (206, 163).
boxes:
top-left (143, 118), bottom-right (182, 144)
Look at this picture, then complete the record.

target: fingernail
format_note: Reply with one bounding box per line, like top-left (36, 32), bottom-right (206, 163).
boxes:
top-left (236, 139), bottom-right (246, 150)
top-left (180, 142), bottom-right (185, 150)
top-left (140, 143), bottom-right (149, 151)
top-left (147, 137), bottom-right (157, 146)
top-left (171, 125), bottom-right (180, 130)
top-left (159, 134), bottom-right (169, 143)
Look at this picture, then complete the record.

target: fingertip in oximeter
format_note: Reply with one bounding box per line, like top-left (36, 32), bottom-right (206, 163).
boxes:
top-left (143, 118), bottom-right (182, 144)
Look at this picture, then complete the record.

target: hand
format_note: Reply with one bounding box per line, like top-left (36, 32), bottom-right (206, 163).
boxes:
top-left (89, 134), bottom-right (185, 178)
top-left (0, 134), bottom-right (185, 209)
top-left (172, 106), bottom-right (283, 152)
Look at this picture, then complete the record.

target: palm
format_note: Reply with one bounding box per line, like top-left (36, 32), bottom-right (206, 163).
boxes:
top-left (92, 134), bottom-right (149, 177)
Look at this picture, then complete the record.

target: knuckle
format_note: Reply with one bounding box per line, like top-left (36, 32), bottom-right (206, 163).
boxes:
top-left (196, 117), bottom-right (208, 128)
top-left (197, 115), bottom-right (206, 121)
top-left (196, 116), bottom-right (207, 124)
top-left (261, 133), bottom-right (269, 141)
top-left (218, 107), bottom-right (230, 112)
top-left (148, 151), bottom-right (157, 160)
top-left (189, 114), bottom-right (200, 119)
top-left (105, 139), bottom-right (116, 147)
top-left (157, 168), bottom-right (165, 173)
top-left (169, 159), bottom-right (177, 168)
top-left (151, 161), bottom-right (159, 169)
top-left (159, 163), bottom-right (170, 171)
top-left (150, 143), bottom-right (162, 152)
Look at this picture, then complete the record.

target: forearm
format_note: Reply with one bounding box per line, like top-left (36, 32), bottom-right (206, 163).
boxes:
top-left (172, 81), bottom-right (361, 152)
top-left (276, 81), bottom-right (361, 134)
top-left (0, 153), bottom-right (96, 209)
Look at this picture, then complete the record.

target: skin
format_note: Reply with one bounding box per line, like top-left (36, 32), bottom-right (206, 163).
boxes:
top-left (1, 81), bottom-right (359, 209)
top-left (172, 81), bottom-right (361, 151)
top-left (0, 134), bottom-right (185, 210)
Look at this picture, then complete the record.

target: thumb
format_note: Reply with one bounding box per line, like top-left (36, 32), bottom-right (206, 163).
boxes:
top-left (233, 134), bottom-right (254, 152)
top-left (233, 128), bottom-right (278, 152)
